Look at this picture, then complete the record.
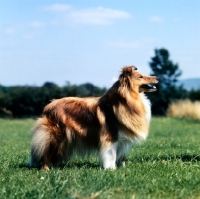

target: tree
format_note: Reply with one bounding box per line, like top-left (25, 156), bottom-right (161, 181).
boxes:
top-left (188, 89), bottom-right (200, 101)
top-left (147, 48), bottom-right (186, 115)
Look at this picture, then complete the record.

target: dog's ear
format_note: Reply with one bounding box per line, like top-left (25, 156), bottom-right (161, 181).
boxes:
top-left (121, 65), bottom-right (137, 76)
top-left (118, 66), bottom-right (137, 88)
top-left (130, 65), bottom-right (137, 71)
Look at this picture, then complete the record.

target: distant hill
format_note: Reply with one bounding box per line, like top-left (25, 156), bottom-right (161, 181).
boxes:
top-left (177, 78), bottom-right (200, 90)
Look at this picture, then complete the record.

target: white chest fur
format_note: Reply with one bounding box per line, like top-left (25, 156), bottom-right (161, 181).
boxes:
top-left (140, 93), bottom-right (151, 125)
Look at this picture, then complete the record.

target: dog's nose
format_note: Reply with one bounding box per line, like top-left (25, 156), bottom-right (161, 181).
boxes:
top-left (156, 77), bottom-right (159, 81)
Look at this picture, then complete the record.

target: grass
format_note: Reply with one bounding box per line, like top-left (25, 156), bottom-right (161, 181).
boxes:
top-left (0, 118), bottom-right (200, 199)
top-left (167, 99), bottom-right (200, 121)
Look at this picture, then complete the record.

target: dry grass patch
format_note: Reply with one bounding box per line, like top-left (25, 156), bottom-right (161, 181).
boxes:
top-left (167, 99), bottom-right (200, 121)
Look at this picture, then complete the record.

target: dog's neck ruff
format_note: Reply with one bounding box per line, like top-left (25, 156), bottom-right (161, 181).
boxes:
top-left (140, 93), bottom-right (151, 125)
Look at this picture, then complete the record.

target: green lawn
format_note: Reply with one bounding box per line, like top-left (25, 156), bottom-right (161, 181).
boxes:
top-left (0, 118), bottom-right (200, 199)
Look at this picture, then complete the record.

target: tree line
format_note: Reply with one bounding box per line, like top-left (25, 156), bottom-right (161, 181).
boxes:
top-left (0, 82), bottom-right (106, 117)
top-left (0, 48), bottom-right (200, 117)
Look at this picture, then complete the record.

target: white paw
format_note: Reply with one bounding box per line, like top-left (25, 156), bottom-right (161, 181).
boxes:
top-left (121, 161), bottom-right (126, 167)
top-left (104, 165), bottom-right (116, 170)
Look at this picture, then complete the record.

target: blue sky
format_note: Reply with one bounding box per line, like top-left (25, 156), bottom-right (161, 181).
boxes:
top-left (0, 0), bottom-right (200, 88)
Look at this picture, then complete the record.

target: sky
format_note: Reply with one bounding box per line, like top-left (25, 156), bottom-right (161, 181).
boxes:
top-left (0, 0), bottom-right (200, 88)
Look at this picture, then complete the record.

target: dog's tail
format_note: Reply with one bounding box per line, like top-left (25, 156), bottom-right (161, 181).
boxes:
top-left (29, 117), bottom-right (52, 168)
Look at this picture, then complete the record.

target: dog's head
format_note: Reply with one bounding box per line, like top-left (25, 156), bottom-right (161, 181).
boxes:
top-left (119, 66), bottom-right (159, 93)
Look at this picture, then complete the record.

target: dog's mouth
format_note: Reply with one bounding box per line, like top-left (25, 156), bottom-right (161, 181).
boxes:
top-left (140, 84), bottom-right (157, 92)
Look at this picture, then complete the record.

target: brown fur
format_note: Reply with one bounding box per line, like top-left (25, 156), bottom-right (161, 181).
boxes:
top-left (29, 66), bottom-right (158, 170)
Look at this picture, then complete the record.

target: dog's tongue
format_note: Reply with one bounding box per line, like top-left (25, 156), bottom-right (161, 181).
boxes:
top-left (148, 84), bottom-right (157, 89)
top-left (141, 84), bottom-right (155, 89)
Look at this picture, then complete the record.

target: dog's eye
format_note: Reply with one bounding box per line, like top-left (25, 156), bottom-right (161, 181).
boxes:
top-left (139, 76), bottom-right (143, 79)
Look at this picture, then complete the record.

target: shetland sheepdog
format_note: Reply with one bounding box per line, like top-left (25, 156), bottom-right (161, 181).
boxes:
top-left (29, 66), bottom-right (158, 170)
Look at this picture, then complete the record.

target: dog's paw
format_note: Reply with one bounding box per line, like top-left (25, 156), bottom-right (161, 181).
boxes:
top-left (43, 165), bottom-right (50, 171)
top-left (104, 167), bottom-right (116, 170)
top-left (103, 165), bottom-right (116, 170)
top-left (121, 161), bottom-right (126, 167)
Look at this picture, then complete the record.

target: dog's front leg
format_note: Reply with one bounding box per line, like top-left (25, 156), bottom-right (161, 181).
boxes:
top-left (99, 142), bottom-right (118, 169)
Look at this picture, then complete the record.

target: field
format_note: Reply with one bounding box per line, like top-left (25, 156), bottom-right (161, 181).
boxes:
top-left (1, 118), bottom-right (200, 199)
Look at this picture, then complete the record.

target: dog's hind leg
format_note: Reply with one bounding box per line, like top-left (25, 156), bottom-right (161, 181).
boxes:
top-left (41, 133), bottom-right (71, 170)
top-left (43, 156), bottom-right (51, 170)
top-left (30, 117), bottom-right (61, 170)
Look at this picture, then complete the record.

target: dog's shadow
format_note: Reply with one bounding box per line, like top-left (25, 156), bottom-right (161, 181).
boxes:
top-left (18, 154), bottom-right (200, 170)
top-left (18, 161), bottom-right (100, 170)
top-left (132, 153), bottom-right (200, 163)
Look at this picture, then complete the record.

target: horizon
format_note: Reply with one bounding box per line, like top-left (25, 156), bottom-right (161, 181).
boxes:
top-left (1, 76), bottom-right (200, 89)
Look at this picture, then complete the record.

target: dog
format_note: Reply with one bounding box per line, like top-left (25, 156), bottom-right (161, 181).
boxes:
top-left (29, 66), bottom-right (158, 170)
